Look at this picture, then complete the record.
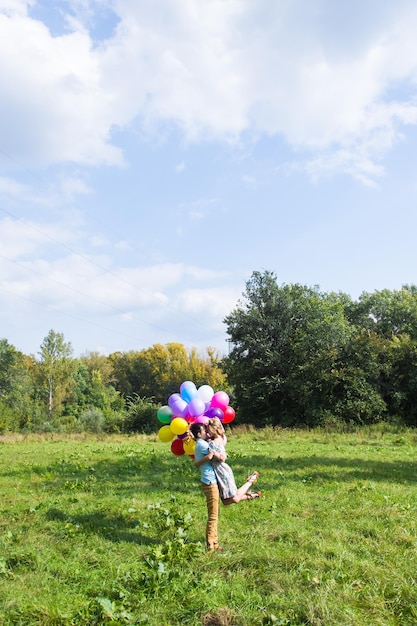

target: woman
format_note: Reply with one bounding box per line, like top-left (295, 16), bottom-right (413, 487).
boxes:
top-left (206, 417), bottom-right (261, 505)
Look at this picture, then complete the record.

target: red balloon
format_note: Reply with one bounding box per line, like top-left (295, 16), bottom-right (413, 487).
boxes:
top-left (171, 438), bottom-right (185, 456)
top-left (222, 406), bottom-right (235, 424)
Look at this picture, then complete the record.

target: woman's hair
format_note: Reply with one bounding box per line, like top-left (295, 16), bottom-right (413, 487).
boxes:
top-left (207, 417), bottom-right (224, 438)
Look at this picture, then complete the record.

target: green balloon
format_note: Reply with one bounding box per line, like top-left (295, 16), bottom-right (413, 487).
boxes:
top-left (157, 405), bottom-right (173, 424)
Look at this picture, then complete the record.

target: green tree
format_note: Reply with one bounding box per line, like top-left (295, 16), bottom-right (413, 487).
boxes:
top-left (37, 329), bottom-right (76, 422)
top-left (223, 271), bottom-right (303, 425)
top-left (0, 340), bottom-right (40, 432)
top-left (329, 328), bottom-right (388, 425)
top-left (108, 350), bottom-right (147, 399)
top-left (80, 351), bottom-right (115, 386)
top-left (110, 343), bottom-right (226, 406)
top-left (0, 339), bottom-right (18, 397)
top-left (352, 287), bottom-right (417, 423)
top-left (223, 271), bottom-right (389, 427)
top-left (73, 352), bottom-right (123, 416)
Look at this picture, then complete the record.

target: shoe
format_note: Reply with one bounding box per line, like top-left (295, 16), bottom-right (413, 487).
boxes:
top-left (247, 471), bottom-right (260, 484)
top-left (247, 491), bottom-right (262, 500)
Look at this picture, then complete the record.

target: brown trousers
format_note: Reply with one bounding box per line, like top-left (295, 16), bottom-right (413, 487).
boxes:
top-left (201, 481), bottom-right (220, 550)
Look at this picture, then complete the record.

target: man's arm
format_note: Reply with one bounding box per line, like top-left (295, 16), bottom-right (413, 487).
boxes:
top-left (194, 451), bottom-right (213, 468)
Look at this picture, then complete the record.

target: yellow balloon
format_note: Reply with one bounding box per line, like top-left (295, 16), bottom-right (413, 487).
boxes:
top-left (183, 438), bottom-right (196, 456)
top-left (158, 425), bottom-right (175, 442)
top-left (170, 417), bottom-right (188, 436)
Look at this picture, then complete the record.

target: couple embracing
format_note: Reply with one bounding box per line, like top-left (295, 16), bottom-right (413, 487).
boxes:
top-left (189, 418), bottom-right (261, 552)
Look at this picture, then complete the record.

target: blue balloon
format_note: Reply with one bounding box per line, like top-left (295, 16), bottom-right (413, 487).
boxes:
top-left (181, 384), bottom-right (198, 403)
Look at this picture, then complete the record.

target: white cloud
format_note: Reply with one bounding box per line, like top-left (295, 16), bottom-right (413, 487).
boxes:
top-left (0, 216), bottom-right (78, 259)
top-left (2, 0), bottom-right (417, 182)
top-left (0, 218), bottom-right (231, 322)
top-left (0, 0), bottom-right (33, 17)
top-left (242, 175), bottom-right (256, 189)
top-left (0, 7), bottom-right (123, 167)
top-left (177, 286), bottom-right (241, 323)
top-left (0, 176), bottom-right (28, 197)
top-left (175, 161), bottom-right (186, 173)
top-left (178, 197), bottom-right (219, 221)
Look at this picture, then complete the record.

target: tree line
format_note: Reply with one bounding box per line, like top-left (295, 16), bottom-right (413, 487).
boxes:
top-left (0, 334), bottom-right (226, 434)
top-left (2, 270), bottom-right (417, 433)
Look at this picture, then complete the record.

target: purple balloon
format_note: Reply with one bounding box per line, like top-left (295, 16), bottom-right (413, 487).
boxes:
top-left (172, 398), bottom-right (189, 418)
top-left (205, 407), bottom-right (224, 420)
top-left (168, 393), bottom-right (181, 408)
top-left (188, 397), bottom-right (205, 418)
top-left (180, 380), bottom-right (195, 392)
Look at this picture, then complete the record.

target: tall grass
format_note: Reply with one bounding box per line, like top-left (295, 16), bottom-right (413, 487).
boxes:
top-left (0, 426), bottom-right (416, 625)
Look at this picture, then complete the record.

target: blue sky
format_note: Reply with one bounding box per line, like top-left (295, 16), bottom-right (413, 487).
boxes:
top-left (1, 0), bottom-right (417, 358)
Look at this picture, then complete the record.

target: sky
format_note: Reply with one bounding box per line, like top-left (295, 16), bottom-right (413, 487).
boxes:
top-left (1, 0), bottom-right (417, 358)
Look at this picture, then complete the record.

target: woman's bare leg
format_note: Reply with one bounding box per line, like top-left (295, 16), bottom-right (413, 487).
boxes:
top-left (221, 472), bottom-right (260, 506)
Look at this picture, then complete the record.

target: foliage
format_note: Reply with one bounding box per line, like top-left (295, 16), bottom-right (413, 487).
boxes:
top-left (124, 394), bottom-right (158, 433)
top-left (0, 429), bottom-right (417, 625)
top-left (66, 360), bottom-right (124, 419)
top-left (109, 343), bottom-right (226, 406)
top-left (37, 329), bottom-right (77, 422)
top-left (0, 342), bottom-right (41, 432)
top-left (78, 407), bottom-right (105, 433)
top-left (224, 271), bottom-right (417, 428)
top-left (0, 333), bottom-right (225, 434)
top-left (3, 275), bottom-right (417, 433)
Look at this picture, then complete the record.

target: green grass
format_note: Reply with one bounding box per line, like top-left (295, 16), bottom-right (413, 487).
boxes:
top-left (0, 426), bottom-right (416, 625)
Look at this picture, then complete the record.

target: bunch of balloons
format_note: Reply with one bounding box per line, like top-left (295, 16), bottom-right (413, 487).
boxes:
top-left (156, 380), bottom-right (235, 457)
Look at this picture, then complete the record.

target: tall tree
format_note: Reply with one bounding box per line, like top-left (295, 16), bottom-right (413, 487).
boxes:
top-left (38, 330), bottom-right (76, 421)
top-left (223, 271), bottom-right (388, 426)
top-left (223, 270), bottom-right (302, 425)
top-left (0, 339), bottom-right (18, 398)
top-left (109, 343), bottom-right (226, 405)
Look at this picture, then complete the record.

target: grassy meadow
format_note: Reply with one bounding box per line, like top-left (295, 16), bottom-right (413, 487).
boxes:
top-left (0, 425), bottom-right (416, 625)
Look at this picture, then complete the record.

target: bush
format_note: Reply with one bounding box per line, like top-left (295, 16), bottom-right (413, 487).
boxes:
top-left (103, 410), bottom-right (126, 434)
top-left (78, 408), bottom-right (105, 433)
top-left (124, 395), bottom-right (158, 433)
top-left (0, 401), bottom-right (15, 433)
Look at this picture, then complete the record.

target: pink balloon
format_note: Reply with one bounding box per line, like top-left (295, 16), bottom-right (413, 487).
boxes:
top-left (210, 391), bottom-right (229, 410)
top-left (194, 415), bottom-right (209, 425)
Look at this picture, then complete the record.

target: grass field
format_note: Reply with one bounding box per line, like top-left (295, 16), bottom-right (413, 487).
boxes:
top-left (0, 425), bottom-right (416, 625)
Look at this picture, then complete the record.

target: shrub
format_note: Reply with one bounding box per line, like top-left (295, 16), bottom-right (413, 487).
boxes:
top-left (124, 394), bottom-right (157, 433)
top-left (78, 407), bottom-right (105, 433)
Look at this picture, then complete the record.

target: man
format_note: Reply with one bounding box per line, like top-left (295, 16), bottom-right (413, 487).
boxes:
top-left (189, 422), bottom-right (224, 552)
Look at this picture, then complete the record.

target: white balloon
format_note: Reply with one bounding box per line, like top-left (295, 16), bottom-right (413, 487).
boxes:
top-left (197, 384), bottom-right (214, 403)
